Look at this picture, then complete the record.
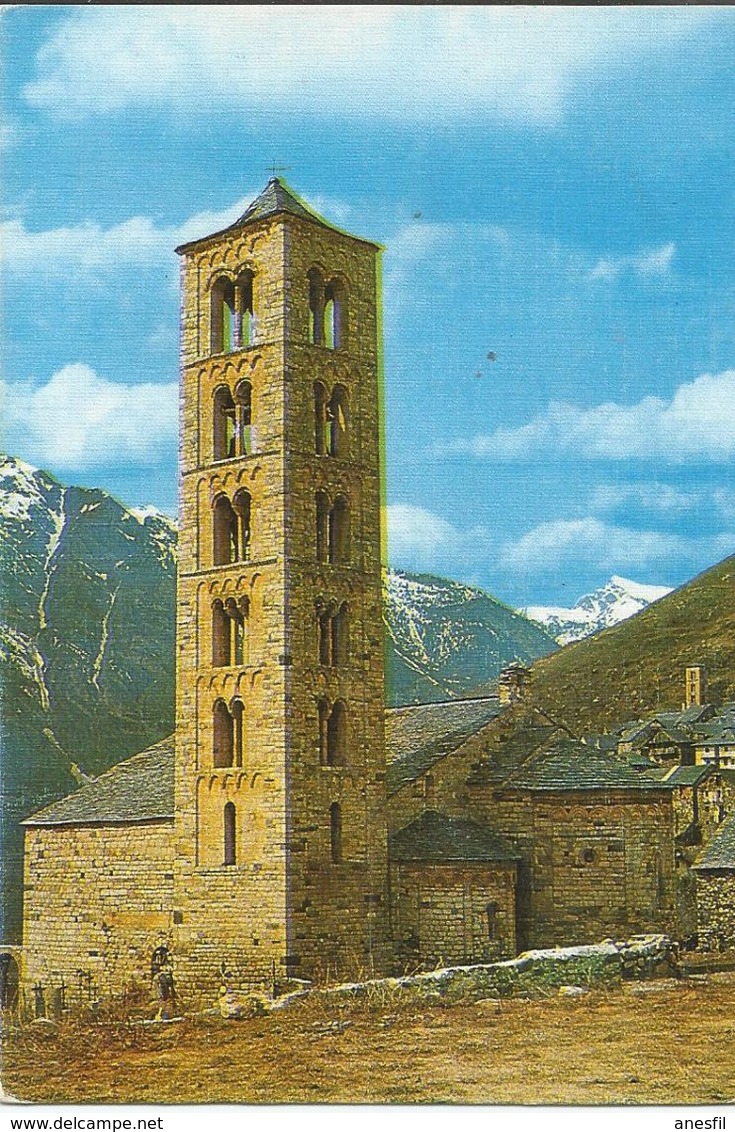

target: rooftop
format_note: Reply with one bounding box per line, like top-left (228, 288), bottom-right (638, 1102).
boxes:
top-left (694, 814), bottom-right (735, 870)
top-left (175, 176), bottom-right (378, 254)
top-left (501, 740), bottom-right (674, 793)
top-left (389, 810), bottom-right (520, 863)
top-left (23, 738), bottom-right (175, 826)
top-left (385, 697), bottom-right (502, 795)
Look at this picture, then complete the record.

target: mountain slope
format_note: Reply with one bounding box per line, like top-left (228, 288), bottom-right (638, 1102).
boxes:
top-left (384, 570), bottom-right (558, 705)
top-left (0, 456), bottom-right (177, 941)
top-left (525, 575), bottom-right (674, 644)
top-left (524, 555), bottom-right (735, 735)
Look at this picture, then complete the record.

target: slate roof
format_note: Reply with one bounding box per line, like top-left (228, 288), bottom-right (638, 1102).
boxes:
top-left (501, 740), bottom-right (673, 793)
top-left (385, 697), bottom-right (502, 795)
top-left (389, 810), bottom-right (520, 863)
top-left (175, 177), bottom-right (378, 254)
top-left (641, 764), bottom-right (712, 787)
top-left (693, 814), bottom-right (735, 870)
top-left (23, 738), bottom-right (175, 826)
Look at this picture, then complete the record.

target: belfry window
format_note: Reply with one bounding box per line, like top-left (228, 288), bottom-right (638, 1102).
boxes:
top-left (318, 698), bottom-right (330, 765)
top-left (213, 699), bottom-right (234, 767)
top-left (232, 489), bottom-right (252, 561)
top-left (235, 381), bottom-right (253, 455)
top-left (329, 496), bottom-right (350, 564)
top-left (327, 386), bottom-right (348, 456)
top-left (213, 386), bottom-right (237, 460)
top-left (327, 701), bottom-right (347, 767)
top-left (232, 698), bottom-right (245, 766)
top-left (316, 490), bottom-right (329, 561)
top-left (314, 382), bottom-right (328, 455)
top-left (212, 598), bottom-right (249, 667)
top-left (224, 802), bottom-right (236, 866)
top-left (330, 802), bottom-right (343, 863)
top-left (323, 280), bottom-right (346, 350)
top-left (211, 273), bottom-right (255, 355)
top-left (308, 269), bottom-right (324, 345)
top-left (318, 608), bottom-right (332, 666)
top-left (331, 603), bottom-right (349, 667)
top-left (213, 495), bottom-right (239, 565)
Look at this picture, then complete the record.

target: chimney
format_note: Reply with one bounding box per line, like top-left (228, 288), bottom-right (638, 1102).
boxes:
top-left (684, 665), bottom-right (707, 709)
top-left (498, 662), bottom-right (531, 706)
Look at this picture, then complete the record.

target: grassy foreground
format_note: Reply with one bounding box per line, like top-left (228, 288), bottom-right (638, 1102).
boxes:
top-left (3, 973), bottom-right (735, 1105)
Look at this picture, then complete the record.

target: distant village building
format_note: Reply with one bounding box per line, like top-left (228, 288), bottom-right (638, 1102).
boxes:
top-left (18, 183), bottom-right (735, 1011)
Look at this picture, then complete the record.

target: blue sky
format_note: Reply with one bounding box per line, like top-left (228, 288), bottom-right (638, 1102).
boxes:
top-left (2, 5), bottom-right (734, 607)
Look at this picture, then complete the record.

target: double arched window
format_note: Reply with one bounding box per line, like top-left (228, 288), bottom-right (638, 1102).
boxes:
top-left (213, 381), bottom-right (253, 461)
top-left (211, 272), bottom-right (255, 355)
top-left (316, 491), bottom-right (350, 565)
top-left (213, 490), bottom-right (252, 566)
top-left (317, 601), bottom-right (349, 668)
top-left (318, 699), bottom-right (348, 766)
top-left (308, 269), bottom-right (347, 350)
top-left (314, 382), bottom-right (348, 457)
top-left (213, 698), bottom-right (245, 768)
top-left (212, 596), bottom-right (249, 667)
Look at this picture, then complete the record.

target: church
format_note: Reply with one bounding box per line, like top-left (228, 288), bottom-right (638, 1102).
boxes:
top-left (21, 180), bottom-right (687, 1006)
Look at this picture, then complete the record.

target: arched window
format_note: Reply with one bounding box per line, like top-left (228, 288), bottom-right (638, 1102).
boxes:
top-left (211, 278), bottom-right (235, 354)
top-left (330, 801), bottom-right (342, 863)
top-left (314, 382), bottom-right (328, 455)
top-left (235, 381), bottom-right (253, 456)
top-left (318, 698), bottom-right (330, 765)
top-left (316, 490), bottom-right (329, 561)
top-left (329, 496), bottom-right (350, 564)
top-left (234, 271), bottom-right (255, 349)
top-left (308, 268), bottom-right (324, 345)
top-left (213, 386), bottom-right (237, 461)
top-left (328, 386), bottom-right (349, 456)
top-left (324, 280), bottom-right (346, 350)
top-left (224, 802), bottom-right (236, 866)
top-left (318, 606), bottom-right (332, 666)
top-left (213, 495), bottom-right (239, 565)
top-left (212, 599), bottom-right (229, 667)
top-left (213, 699), bottom-right (234, 767)
top-left (232, 698), bottom-right (245, 767)
top-left (327, 700), bottom-right (347, 767)
top-left (232, 489), bottom-right (252, 561)
top-left (331, 603), bottom-right (349, 667)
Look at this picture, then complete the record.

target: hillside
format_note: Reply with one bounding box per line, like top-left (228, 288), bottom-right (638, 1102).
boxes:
top-left (0, 457), bottom-right (177, 941)
top-left (384, 570), bottom-right (557, 705)
top-left (524, 554), bottom-right (735, 734)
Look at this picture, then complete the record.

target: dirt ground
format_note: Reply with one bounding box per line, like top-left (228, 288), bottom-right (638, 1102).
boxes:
top-left (3, 974), bottom-right (735, 1106)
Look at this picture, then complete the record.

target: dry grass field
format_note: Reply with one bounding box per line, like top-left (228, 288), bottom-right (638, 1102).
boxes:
top-left (3, 973), bottom-right (735, 1106)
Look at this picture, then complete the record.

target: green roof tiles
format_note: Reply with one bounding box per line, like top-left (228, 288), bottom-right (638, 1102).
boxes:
top-left (23, 738), bottom-right (175, 826)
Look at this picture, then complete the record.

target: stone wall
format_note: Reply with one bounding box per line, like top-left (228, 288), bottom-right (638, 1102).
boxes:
top-left (23, 821), bottom-right (174, 997)
top-left (389, 860), bottom-right (517, 970)
top-left (696, 871), bottom-right (735, 949)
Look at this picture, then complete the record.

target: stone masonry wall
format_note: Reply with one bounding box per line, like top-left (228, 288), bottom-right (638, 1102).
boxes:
top-left (389, 861), bottom-right (517, 971)
top-left (696, 871), bottom-right (735, 949)
top-left (23, 821), bottom-right (174, 997)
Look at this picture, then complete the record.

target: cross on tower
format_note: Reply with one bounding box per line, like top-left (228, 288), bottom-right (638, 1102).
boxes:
top-left (268, 161), bottom-right (290, 178)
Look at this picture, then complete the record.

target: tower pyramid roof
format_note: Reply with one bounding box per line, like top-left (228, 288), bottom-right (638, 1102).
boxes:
top-left (176, 176), bottom-right (378, 254)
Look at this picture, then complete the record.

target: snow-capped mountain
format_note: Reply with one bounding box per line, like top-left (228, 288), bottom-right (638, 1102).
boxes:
top-left (385, 570), bottom-right (557, 705)
top-left (524, 575), bottom-right (674, 645)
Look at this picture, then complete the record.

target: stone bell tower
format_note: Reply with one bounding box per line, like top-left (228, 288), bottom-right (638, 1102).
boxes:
top-left (172, 179), bottom-right (390, 993)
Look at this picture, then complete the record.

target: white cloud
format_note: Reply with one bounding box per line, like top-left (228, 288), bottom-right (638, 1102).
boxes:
top-left (387, 502), bottom-right (492, 572)
top-left (589, 242), bottom-right (676, 282)
top-left (499, 517), bottom-right (711, 574)
top-left (0, 196), bottom-right (254, 275)
top-left (589, 482), bottom-right (702, 514)
top-left (22, 6), bottom-right (717, 124)
top-left (447, 369), bottom-right (735, 464)
top-left (1, 365), bottom-right (178, 471)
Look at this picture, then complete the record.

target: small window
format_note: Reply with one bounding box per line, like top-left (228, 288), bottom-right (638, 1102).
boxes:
top-left (328, 386), bottom-right (348, 457)
top-left (327, 701), bottom-right (347, 766)
top-left (224, 802), bottom-right (236, 866)
top-left (328, 496), bottom-right (350, 564)
top-left (232, 489), bottom-right (252, 561)
top-left (235, 381), bottom-right (253, 455)
top-left (580, 847), bottom-right (596, 865)
top-left (318, 698), bottom-right (330, 765)
top-left (213, 699), bottom-right (234, 767)
top-left (316, 490), bottom-right (329, 561)
top-left (232, 699), bottom-right (245, 767)
top-left (330, 801), bottom-right (342, 863)
top-left (213, 495), bottom-right (239, 565)
top-left (331, 603), bottom-right (349, 667)
top-left (485, 901), bottom-right (499, 941)
top-left (213, 386), bottom-right (237, 460)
